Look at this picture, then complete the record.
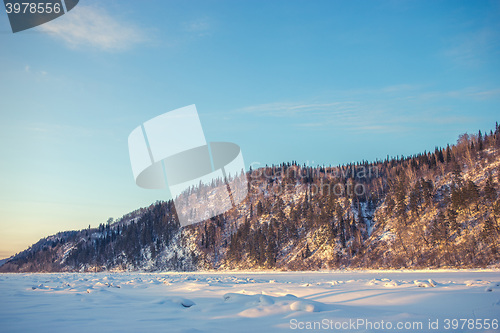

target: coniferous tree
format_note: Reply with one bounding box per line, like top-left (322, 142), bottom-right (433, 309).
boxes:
top-left (484, 174), bottom-right (497, 203)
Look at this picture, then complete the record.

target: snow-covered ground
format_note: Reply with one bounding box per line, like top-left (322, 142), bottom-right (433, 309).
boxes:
top-left (0, 270), bottom-right (499, 333)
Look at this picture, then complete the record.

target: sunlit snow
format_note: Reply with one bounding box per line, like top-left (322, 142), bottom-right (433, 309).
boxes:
top-left (0, 270), bottom-right (499, 332)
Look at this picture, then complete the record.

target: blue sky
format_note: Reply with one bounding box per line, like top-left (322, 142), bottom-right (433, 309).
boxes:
top-left (1, 0), bottom-right (499, 258)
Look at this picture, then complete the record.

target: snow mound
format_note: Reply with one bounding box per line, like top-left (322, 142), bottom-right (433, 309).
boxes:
top-left (367, 278), bottom-right (400, 287)
top-left (156, 297), bottom-right (196, 308)
top-left (485, 282), bottom-right (500, 292)
top-left (465, 280), bottom-right (491, 287)
top-left (414, 279), bottom-right (437, 288)
top-left (223, 292), bottom-right (329, 317)
top-left (289, 300), bottom-right (316, 312)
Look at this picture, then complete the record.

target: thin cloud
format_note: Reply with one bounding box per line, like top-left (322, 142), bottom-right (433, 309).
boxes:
top-left (24, 123), bottom-right (95, 138)
top-left (23, 65), bottom-right (49, 77)
top-left (237, 84), bottom-right (496, 132)
top-left (431, 116), bottom-right (477, 125)
top-left (239, 100), bottom-right (377, 130)
top-left (326, 84), bottom-right (422, 98)
top-left (39, 5), bottom-right (147, 51)
top-left (443, 28), bottom-right (500, 67)
top-left (418, 87), bottom-right (500, 101)
top-left (183, 18), bottom-right (212, 36)
top-left (239, 101), bottom-right (359, 117)
top-left (469, 88), bottom-right (500, 100)
top-left (380, 84), bottom-right (419, 93)
top-left (351, 124), bottom-right (404, 133)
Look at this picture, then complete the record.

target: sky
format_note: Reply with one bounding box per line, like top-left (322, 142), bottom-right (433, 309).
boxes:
top-left (0, 0), bottom-right (499, 258)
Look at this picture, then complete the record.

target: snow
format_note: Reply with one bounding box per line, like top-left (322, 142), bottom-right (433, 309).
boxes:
top-left (0, 258), bottom-right (9, 268)
top-left (0, 270), bottom-right (499, 332)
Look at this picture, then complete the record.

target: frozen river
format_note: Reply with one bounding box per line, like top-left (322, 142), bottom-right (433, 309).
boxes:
top-left (0, 270), bottom-right (499, 332)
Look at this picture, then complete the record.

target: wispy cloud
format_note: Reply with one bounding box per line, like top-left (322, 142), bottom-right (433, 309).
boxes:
top-left (238, 100), bottom-right (382, 130)
top-left (39, 5), bottom-right (147, 51)
top-left (239, 101), bottom-right (359, 117)
top-left (431, 115), bottom-right (477, 125)
top-left (24, 65), bottom-right (48, 77)
top-left (418, 87), bottom-right (500, 101)
top-left (24, 123), bottom-right (95, 138)
top-left (326, 84), bottom-right (422, 98)
top-left (183, 17), bottom-right (212, 37)
top-left (236, 84), bottom-right (500, 132)
top-left (443, 28), bottom-right (500, 67)
top-left (468, 88), bottom-right (500, 100)
top-left (380, 84), bottom-right (419, 93)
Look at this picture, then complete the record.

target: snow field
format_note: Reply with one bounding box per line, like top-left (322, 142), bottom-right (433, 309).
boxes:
top-left (0, 270), bottom-right (499, 332)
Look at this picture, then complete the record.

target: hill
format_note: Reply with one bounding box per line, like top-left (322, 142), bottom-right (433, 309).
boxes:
top-left (2, 124), bottom-right (500, 272)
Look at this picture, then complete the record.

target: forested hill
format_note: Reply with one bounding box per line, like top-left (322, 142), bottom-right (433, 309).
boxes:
top-left (2, 124), bottom-right (500, 272)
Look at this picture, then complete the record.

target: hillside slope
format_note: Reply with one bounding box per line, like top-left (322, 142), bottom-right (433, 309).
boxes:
top-left (2, 125), bottom-right (500, 272)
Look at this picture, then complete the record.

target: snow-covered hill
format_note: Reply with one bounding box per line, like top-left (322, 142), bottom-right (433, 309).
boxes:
top-left (1, 126), bottom-right (500, 272)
